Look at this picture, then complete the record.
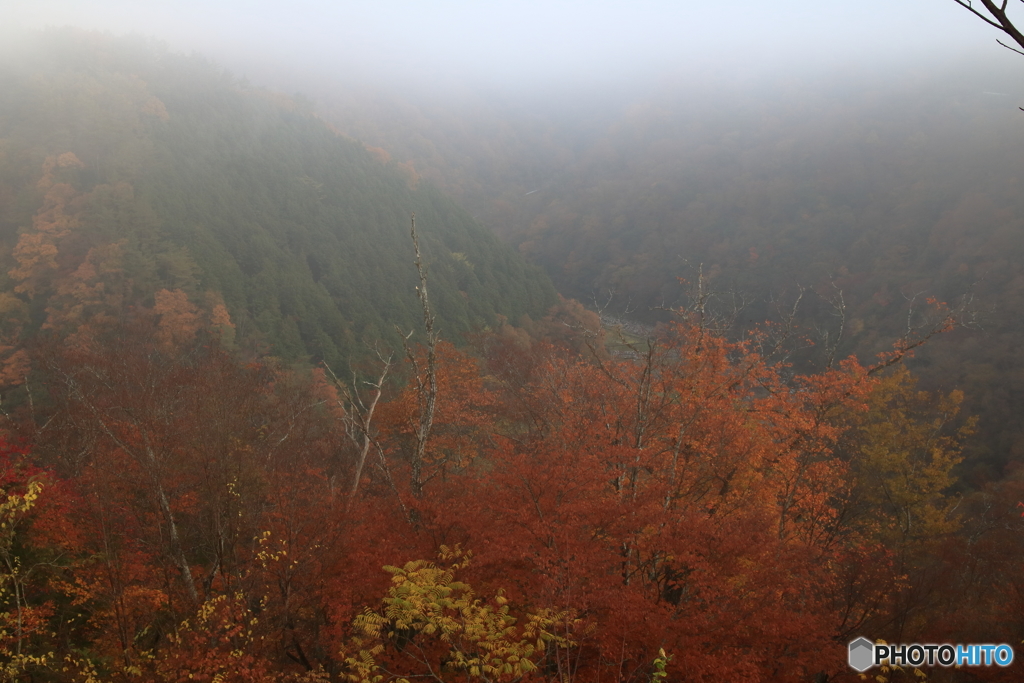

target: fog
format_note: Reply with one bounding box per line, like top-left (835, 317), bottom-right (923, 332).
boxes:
top-left (7, 0), bottom-right (1024, 476)
top-left (5, 0), bottom-right (1015, 93)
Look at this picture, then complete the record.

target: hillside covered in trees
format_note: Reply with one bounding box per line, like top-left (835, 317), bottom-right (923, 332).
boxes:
top-left (0, 30), bottom-right (557, 377)
top-left (1, 25), bottom-right (1023, 683)
top-left (303, 61), bottom-right (1024, 478)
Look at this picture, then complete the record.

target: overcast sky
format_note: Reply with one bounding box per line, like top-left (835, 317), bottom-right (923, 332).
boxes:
top-left (4, 1), bottom-right (1017, 90)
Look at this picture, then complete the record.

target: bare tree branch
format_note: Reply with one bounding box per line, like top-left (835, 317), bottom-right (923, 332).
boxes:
top-left (953, 0), bottom-right (1024, 54)
top-left (402, 213), bottom-right (438, 499)
top-left (324, 345), bottom-right (394, 513)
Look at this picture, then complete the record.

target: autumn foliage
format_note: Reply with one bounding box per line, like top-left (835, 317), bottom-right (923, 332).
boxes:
top-left (5, 35), bottom-right (1022, 682)
top-left (0, 153), bottom-right (1004, 683)
top-left (0, 281), bottom-right (1000, 683)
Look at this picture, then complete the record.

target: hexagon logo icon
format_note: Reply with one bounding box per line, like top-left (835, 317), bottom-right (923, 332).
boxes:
top-left (848, 637), bottom-right (874, 672)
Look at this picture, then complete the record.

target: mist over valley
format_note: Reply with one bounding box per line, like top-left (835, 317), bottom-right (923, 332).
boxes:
top-left (2, 3), bottom-right (1024, 681)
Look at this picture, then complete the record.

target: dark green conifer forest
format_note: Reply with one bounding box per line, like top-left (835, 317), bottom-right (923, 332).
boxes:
top-left (0, 31), bottom-right (556, 372)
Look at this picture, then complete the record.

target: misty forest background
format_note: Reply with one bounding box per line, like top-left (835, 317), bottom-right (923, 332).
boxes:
top-left (319, 60), bottom-right (1024, 480)
top-left (2, 21), bottom-right (1024, 683)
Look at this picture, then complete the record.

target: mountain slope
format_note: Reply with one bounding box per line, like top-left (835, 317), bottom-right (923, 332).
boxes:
top-left (302, 64), bottom-right (1024, 475)
top-left (0, 30), bottom-right (556, 371)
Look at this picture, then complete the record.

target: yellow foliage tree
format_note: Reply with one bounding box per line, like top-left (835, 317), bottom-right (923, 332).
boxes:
top-left (848, 366), bottom-right (972, 548)
top-left (343, 547), bottom-right (577, 683)
top-left (0, 479), bottom-right (53, 681)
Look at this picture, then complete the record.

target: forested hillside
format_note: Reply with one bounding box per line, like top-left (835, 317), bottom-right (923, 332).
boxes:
top-left (0, 30), bottom-right (556, 377)
top-left (2, 25), bottom-right (1024, 683)
top-left (307, 63), bottom-right (1024, 477)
